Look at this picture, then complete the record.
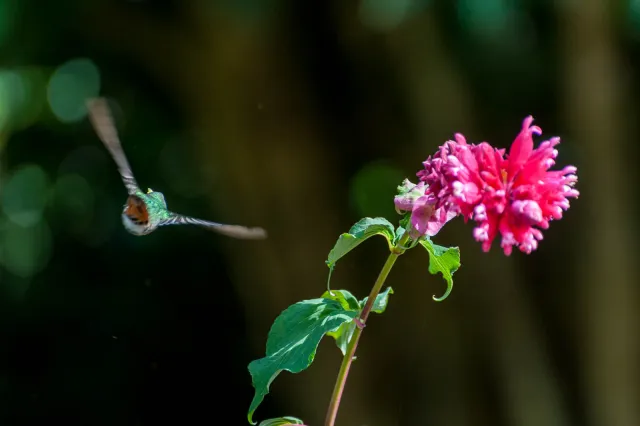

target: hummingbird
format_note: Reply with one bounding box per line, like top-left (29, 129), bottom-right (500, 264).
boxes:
top-left (85, 97), bottom-right (267, 240)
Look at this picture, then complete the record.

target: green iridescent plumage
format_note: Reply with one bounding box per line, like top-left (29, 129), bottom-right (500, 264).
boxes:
top-left (85, 97), bottom-right (267, 239)
top-left (142, 189), bottom-right (169, 215)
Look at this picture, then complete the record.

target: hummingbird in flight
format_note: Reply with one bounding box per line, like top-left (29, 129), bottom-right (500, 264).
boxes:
top-left (85, 97), bottom-right (267, 240)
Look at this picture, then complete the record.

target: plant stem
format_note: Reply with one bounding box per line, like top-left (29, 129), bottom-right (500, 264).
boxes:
top-left (324, 232), bottom-right (411, 426)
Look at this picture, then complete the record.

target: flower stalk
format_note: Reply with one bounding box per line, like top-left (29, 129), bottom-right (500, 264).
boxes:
top-left (324, 231), bottom-right (412, 426)
top-left (246, 116), bottom-right (578, 426)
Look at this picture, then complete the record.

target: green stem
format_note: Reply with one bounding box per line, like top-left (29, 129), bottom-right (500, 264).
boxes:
top-left (324, 232), bottom-right (412, 426)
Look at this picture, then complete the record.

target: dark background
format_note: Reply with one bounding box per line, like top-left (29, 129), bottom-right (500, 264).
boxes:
top-left (0, 1), bottom-right (638, 425)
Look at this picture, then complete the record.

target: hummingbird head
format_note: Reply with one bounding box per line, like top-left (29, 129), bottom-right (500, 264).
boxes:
top-left (122, 195), bottom-right (153, 236)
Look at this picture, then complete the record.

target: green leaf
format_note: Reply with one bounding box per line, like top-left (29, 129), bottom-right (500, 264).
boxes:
top-left (393, 225), bottom-right (407, 245)
top-left (326, 217), bottom-right (396, 269)
top-left (322, 289), bottom-right (360, 356)
top-left (247, 298), bottom-right (358, 424)
top-left (258, 416), bottom-right (305, 426)
top-left (398, 213), bottom-right (411, 234)
top-left (393, 225), bottom-right (420, 250)
top-left (326, 320), bottom-right (356, 356)
top-left (320, 289), bottom-right (360, 311)
top-left (360, 286), bottom-right (394, 314)
top-left (326, 218), bottom-right (396, 290)
top-left (326, 287), bottom-right (395, 356)
top-left (419, 239), bottom-right (461, 301)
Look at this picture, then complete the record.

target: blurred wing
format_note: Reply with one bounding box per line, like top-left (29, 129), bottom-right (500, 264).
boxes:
top-left (86, 97), bottom-right (140, 195)
top-left (157, 214), bottom-right (267, 240)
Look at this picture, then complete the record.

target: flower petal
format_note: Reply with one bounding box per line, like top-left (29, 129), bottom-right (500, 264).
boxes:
top-left (506, 116), bottom-right (538, 180)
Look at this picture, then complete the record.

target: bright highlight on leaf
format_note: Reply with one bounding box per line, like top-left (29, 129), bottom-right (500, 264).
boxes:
top-left (258, 416), bottom-right (306, 426)
top-left (325, 217), bottom-right (396, 289)
top-left (324, 287), bottom-right (394, 356)
top-left (419, 239), bottom-right (461, 301)
top-left (247, 298), bottom-right (358, 424)
top-left (322, 289), bottom-right (360, 311)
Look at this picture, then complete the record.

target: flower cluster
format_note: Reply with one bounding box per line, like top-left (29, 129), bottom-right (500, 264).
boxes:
top-left (395, 116), bottom-right (579, 255)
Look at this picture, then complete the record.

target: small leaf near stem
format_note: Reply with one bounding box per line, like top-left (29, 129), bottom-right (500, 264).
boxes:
top-left (323, 231), bottom-right (411, 426)
top-left (325, 218), bottom-right (396, 291)
top-left (419, 239), bottom-right (461, 301)
top-left (325, 288), bottom-right (394, 356)
top-left (258, 416), bottom-right (306, 426)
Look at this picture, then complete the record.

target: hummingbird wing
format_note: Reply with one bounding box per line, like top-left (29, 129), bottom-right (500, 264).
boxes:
top-left (157, 213), bottom-right (267, 240)
top-left (86, 97), bottom-right (140, 195)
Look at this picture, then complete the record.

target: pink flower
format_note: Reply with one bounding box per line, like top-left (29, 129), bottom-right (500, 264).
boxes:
top-left (394, 179), bottom-right (458, 238)
top-left (417, 116), bottom-right (579, 255)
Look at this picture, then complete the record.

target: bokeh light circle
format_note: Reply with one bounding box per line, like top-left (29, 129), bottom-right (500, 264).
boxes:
top-left (349, 162), bottom-right (405, 219)
top-left (47, 58), bottom-right (101, 123)
top-left (1, 163), bottom-right (50, 227)
top-left (0, 70), bottom-right (26, 130)
top-left (0, 219), bottom-right (53, 278)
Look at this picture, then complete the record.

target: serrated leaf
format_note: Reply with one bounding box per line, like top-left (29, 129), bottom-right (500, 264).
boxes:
top-left (258, 416), bottom-right (306, 426)
top-left (360, 286), bottom-right (394, 314)
top-left (321, 289), bottom-right (360, 311)
top-left (419, 239), bottom-right (461, 301)
top-left (247, 298), bottom-right (358, 424)
top-left (326, 217), bottom-right (396, 271)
